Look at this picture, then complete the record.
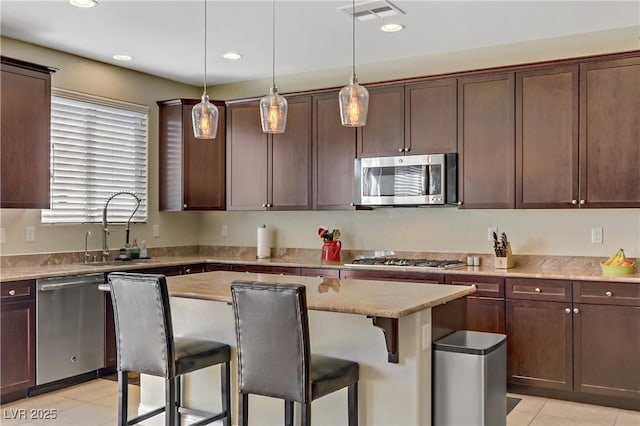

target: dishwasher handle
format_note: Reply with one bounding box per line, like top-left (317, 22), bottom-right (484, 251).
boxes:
top-left (38, 280), bottom-right (103, 292)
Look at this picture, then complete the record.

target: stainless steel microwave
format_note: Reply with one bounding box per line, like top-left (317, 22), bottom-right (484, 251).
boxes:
top-left (354, 153), bottom-right (457, 206)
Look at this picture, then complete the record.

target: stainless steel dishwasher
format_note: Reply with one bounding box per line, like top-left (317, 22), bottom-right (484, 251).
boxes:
top-left (36, 273), bottom-right (105, 385)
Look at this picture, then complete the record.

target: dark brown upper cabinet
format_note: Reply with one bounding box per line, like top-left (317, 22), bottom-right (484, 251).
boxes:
top-left (312, 92), bottom-right (357, 210)
top-left (457, 73), bottom-right (515, 209)
top-left (226, 96), bottom-right (312, 211)
top-left (1, 57), bottom-right (55, 209)
top-left (404, 78), bottom-right (458, 155)
top-left (158, 98), bottom-right (226, 211)
top-left (579, 57), bottom-right (640, 208)
top-left (516, 66), bottom-right (579, 208)
top-left (357, 85), bottom-right (404, 157)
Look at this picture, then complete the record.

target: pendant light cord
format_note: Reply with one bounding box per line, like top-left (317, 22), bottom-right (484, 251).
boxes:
top-left (272, 0), bottom-right (276, 88)
top-left (203, 0), bottom-right (207, 95)
top-left (352, 0), bottom-right (356, 77)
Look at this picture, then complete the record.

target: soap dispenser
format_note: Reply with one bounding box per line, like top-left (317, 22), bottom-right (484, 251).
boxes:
top-left (130, 239), bottom-right (140, 259)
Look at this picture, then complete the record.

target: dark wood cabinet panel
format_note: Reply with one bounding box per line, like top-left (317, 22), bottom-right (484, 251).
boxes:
top-left (339, 269), bottom-right (444, 284)
top-left (158, 99), bottom-right (226, 211)
top-left (104, 295), bottom-right (116, 368)
top-left (445, 274), bottom-right (504, 298)
top-left (0, 280), bottom-right (36, 402)
top-left (458, 73), bottom-right (515, 208)
top-left (573, 303), bottom-right (640, 400)
top-left (579, 57), bottom-right (640, 207)
top-left (357, 86), bottom-right (405, 157)
top-left (205, 263), bottom-right (231, 272)
top-left (226, 102), bottom-right (268, 210)
top-left (466, 297), bottom-right (505, 334)
top-left (270, 96), bottom-right (312, 210)
top-left (229, 264), bottom-right (300, 275)
top-left (573, 281), bottom-right (640, 306)
top-left (405, 79), bottom-right (457, 155)
top-left (1, 57), bottom-right (54, 209)
top-left (506, 299), bottom-right (573, 390)
top-left (516, 66), bottom-right (579, 208)
top-left (506, 278), bottom-right (572, 302)
top-left (312, 93), bottom-right (357, 210)
top-left (227, 98), bottom-right (311, 210)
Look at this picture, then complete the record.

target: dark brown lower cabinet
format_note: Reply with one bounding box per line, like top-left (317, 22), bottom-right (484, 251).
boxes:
top-left (229, 264), bottom-right (300, 275)
top-left (0, 280), bottom-right (36, 403)
top-left (445, 274), bottom-right (505, 333)
top-left (104, 295), bottom-right (117, 369)
top-left (573, 303), bottom-right (640, 400)
top-left (339, 269), bottom-right (444, 284)
top-left (506, 299), bottom-right (573, 391)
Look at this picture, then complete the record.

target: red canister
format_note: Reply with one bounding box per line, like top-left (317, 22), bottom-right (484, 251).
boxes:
top-left (321, 240), bottom-right (342, 263)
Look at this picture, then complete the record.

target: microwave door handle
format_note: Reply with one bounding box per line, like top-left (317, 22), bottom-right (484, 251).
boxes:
top-left (423, 165), bottom-right (429, 195)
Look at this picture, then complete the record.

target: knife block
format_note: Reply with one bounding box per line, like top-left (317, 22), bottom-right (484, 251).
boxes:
top-left (494, 243), bottom-right (514, 269)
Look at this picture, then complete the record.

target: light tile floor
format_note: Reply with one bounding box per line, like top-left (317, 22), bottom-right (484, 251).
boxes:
top-left (1, 379), bottom-right (638, 425)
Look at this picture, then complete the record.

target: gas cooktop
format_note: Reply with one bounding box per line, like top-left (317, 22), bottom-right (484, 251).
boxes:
top-left (345, 257), bottom-right (465, 269)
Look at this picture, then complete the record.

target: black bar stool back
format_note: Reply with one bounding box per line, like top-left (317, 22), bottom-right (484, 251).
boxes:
top-left (231, 281), bottom-right (359, 426)
top-left (108, 272), bottom-right (231, 426)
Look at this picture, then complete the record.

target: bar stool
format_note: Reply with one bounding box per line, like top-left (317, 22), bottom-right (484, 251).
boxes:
top-left (230, 281), bottom-right (359, 426)
top-left (108, 272), bottom-right (231, 426)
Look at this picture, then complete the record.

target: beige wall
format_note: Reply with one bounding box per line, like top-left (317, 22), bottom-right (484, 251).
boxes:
top-left (1, 30), bottom-right (639, 259)
top-left (0, 37), bottom-right (202, 256)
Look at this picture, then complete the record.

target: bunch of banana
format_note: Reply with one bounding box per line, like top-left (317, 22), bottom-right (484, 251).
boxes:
top-left (603, 248), bottom-right (632, 266)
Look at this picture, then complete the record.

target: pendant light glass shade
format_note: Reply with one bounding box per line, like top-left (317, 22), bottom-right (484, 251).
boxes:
top-left (192, 94), bottom-right (219, 138)
top-left (192, 0), bottom-right (218, 139)
top-left (339, 73), bottom-right (369, 127)
top-left (340, 0), bottom-right (369, 127)
top-left (260, 0), bottom-right (287, 134)
top-left (260, 86), bottom-right (288, 134)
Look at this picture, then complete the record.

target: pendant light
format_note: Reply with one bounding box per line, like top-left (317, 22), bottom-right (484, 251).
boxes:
top-left (339, 0), bottom-right (369, 127)
top-left (192, 0), bottom-right (219, 139)
top-left (260, 0), bottom-right (288, 134)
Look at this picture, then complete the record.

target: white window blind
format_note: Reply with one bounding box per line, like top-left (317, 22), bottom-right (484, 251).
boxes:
top-left (42, 89), bottom-right (148, 224)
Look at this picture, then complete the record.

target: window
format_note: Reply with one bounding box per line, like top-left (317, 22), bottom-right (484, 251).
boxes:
top-left (42, 89), bottom-right (148, 224)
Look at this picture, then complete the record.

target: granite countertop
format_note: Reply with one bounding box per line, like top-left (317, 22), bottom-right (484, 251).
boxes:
top-left (164, 270), bottom-right (476, 318)
top-left (1, 251), bottom-right (639, 283)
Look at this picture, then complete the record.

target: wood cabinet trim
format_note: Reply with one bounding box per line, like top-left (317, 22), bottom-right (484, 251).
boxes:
top-left (506, 278), bottom-right (572, 302)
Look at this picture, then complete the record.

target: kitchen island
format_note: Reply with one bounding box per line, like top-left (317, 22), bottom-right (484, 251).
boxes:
top-left (137, 270), bottom-right (475, 425)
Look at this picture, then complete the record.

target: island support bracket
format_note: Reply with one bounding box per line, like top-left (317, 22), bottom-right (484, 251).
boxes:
top-left (370, 316), bottom-right (399, 363)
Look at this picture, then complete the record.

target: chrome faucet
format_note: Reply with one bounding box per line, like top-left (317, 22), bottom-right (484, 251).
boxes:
top-left (102, 191), bottom-right (141, 262)
top-left (84, 231), bottom-right (92, 264)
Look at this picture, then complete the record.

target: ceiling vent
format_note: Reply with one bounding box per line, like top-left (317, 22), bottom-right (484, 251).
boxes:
top-left (338, 0), bottom-right (405, 22)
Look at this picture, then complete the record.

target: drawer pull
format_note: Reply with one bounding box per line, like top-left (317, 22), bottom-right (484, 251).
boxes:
top-left (8, 289), bottom-right (16, 296)
top-left (565, 308), bottom-right (571, 314)
top-left (605, 291), bottom-right (613, 297)
top-left (534, 288), bottom-right (541, 293)
top-left (573, 308), bottom-right (580, 314)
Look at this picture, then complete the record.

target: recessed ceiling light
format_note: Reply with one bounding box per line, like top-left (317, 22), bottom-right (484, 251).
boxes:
top-left (380, 23), bottom-right (405, 33)
top-left (113, 54), bottom-right (132, 61)
top-left (222, 52), bottom-right (243, 61)
top-left (69, 0), bottom-right (98, 8)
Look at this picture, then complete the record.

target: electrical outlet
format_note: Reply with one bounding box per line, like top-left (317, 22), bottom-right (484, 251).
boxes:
top-left (152, 224), bottom-right (160, 238)
top-left (488, 226), bottom-right (498, 242)
top-left (591, 227), bottom-right (603, 244)
top-left (0, 228), bottom-right (5, 243)
top-left (221, 224), bottom-right (228, 237)
top-left (25, 226), bottom-right (35, 242)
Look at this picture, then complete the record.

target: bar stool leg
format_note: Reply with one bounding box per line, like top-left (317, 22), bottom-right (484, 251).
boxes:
top-left (165, 377), bottom-right (176, 426)
top-left (175, 376), bottom-right (182, 426)
top-left (301, 403), bottom-right (311, 426)
top-left (284, 400), bottom-right (294, 426)
top-left (117, 370), bottom-right (128, 426)
top-left (348, 382), bottom-right (358, 426)
top-left (238, 392), bottom-right (248, 426)
top-left (222, 361), bottom-right (231, 426)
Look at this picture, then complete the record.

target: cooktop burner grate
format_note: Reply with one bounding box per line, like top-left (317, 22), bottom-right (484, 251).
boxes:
top-left (348, 257), bottom-right (465, 269)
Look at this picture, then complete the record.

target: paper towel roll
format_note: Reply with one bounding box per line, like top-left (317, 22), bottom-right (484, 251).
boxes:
top-left (257, 225), bottom-right (271, 259)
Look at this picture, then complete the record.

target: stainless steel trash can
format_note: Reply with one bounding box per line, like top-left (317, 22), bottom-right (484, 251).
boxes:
top-left (433, 330), bottom-right (507, 426)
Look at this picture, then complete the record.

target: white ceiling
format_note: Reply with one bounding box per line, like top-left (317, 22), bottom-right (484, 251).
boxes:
top-left (1, 0), bottom-right (638, 87)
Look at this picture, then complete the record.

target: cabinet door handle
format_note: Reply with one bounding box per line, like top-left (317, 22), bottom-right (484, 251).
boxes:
top-left (350, 202), bottom-right (355, 207)
top-left (571, 199), bottom-right (578, 205)
top-left (398, 148), bottom-right (404, 153)
top-left (185, 268), bottom-right (191, 274)
top-left (534, 287), bottom-right (541, 293)
top-left (405, 147), bottom-right (411, 152)
top-left (8, 289), bottom-right (16, 296)
top-left (262, 203), bottom-right (267, 208)
top-left (605, 291), bottom-right (612, 297)
top-left (183, 204), bottom-right (188, 209)
top-left (579, 200), bottom-right (586, 205)
top-left (573, 307), bottom-right (580, 314)
top-left (267, 203), bottom-right (273, 208)
top-left (565, 308), bottom-right (571, 314)
top-left (457, 201), bottom-right (463, 206)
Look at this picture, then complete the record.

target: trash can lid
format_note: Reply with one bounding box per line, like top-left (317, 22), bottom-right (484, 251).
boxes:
top-left (433, 330), bottom-right (506, 355)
